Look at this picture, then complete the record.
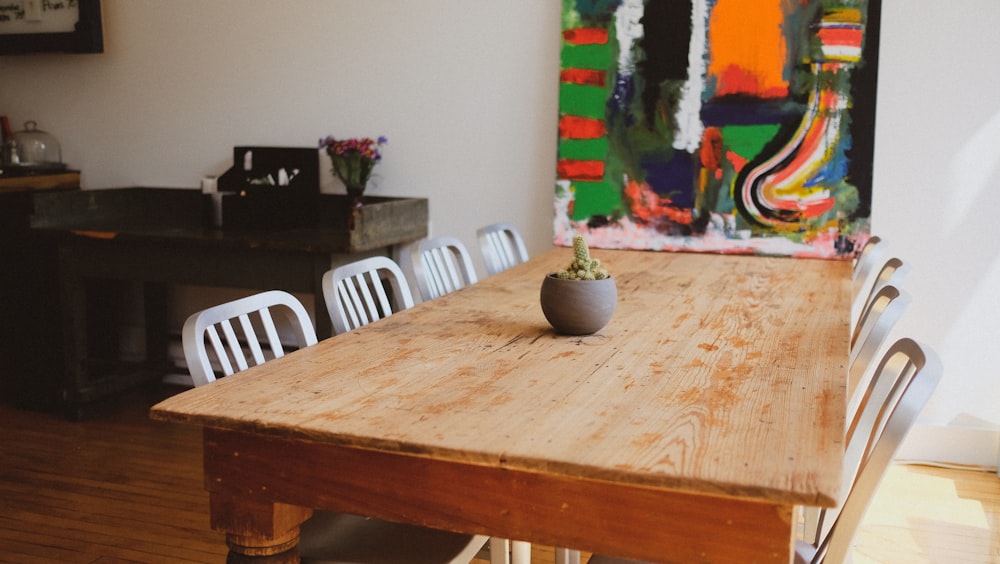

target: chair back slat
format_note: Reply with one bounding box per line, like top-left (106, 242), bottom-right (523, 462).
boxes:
top-left (337, 281), bottom-right (364, 328)
top-left (427, 247), bottom-right (460, 296)
top-left (349, 273), bottom-right (376, 325)
top-left (256, 307), bottom-right (286, 360)
top-left (364, 270), bottom-right (394, 319)
top-left (222, 317), bottom-right (250, 372)
top-left (204, 325), bottom-right (234, 376)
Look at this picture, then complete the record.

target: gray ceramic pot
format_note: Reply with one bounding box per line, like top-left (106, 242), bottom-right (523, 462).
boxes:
top-left (539, 274), bottom-right (617, 335)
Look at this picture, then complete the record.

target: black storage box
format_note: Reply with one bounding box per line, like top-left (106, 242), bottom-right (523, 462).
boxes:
top-left (214, 146), bottom-right (320, 229)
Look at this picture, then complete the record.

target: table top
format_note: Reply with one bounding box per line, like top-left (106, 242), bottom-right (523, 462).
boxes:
top-left (151, 247), bottom-right (851, 507)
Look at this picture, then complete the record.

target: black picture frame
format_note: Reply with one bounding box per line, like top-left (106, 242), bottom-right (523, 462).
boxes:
top-left (0, 0), bottom-right (103, 55)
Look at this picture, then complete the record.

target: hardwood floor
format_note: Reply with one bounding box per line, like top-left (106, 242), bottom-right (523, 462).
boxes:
top-left (852, 463), bottom-right (999, 563)
top-left (0, 385), bottom-right (226, 563)
top-left (1, 384), bottom-right (997, 563)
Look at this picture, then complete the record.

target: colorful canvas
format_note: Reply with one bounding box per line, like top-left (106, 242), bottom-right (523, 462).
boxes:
top-left (555, 0), bottom-right (880, 258)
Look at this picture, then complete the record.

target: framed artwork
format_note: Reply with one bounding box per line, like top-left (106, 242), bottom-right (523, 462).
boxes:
top-left (0, 0), bottom-right (103, 54)
top-left (555, 0), bottom-right (880, 258)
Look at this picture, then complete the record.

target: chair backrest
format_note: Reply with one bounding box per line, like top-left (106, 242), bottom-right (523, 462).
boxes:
top-left (807, 338), bottom-right (942, 564)
top-left (322, 256), bottom-right (415, 335)
top-left (848, 285), bottom-right (911, 415)
top-left (852, 235), bottom-right (883, 287)
top-left (477, 222), bottom-right (530, 276)
top-left (182, 290), bottom-right (318, 387)
top-left (852, 257), bottom-right (909, 325)
top-left (411, 236), bottom-right (479, 301)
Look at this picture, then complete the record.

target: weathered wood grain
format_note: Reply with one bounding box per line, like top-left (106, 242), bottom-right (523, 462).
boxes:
top-left (151, 248), bottom-right (851, 561)
top-left (153, 249), bottom-right (849, 504)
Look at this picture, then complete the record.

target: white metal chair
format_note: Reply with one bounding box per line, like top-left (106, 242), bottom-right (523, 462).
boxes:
top-left (323, 256), bottom-right (415, 335)
top-left (182, 290), bottom-right (507, 563)
top-left (802, 284), bottom-right (911, 544)
top-left (800, 338), bottom-right (942, 563)
top-left (411, 236), bottom-right (479, 302)
top-left (477, 222), bottom-right (530, 276)
top-left (182, 290), bottom-right (318, 387)
top-left (586, 338), bottom-right (941, 564)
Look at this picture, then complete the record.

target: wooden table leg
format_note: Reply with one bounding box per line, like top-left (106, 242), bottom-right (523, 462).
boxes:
top-left (58, 244), bottom-right (88, 420)
top-left (210, 493), bottom-right (312, 563)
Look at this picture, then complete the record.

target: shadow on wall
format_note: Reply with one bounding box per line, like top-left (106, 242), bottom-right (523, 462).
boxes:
top-left (912, 108), bottom-right (1000, 431)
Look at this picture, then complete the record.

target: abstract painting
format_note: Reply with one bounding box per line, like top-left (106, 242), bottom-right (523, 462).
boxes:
top-left (555, 0), bottom-right (880, 258)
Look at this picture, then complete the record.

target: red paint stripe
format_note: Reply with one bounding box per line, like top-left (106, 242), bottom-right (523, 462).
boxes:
top-left (801, 197), bottom-right (837, 219)
top-left (563, 28), bottom-right (609, 45)
top-left (557, 160), bottom-right (604, 181)
top-left (559, 116), bottom-right (606, 139)
top-left (560, 68), bottom-right (607, 87)
top-left (817, 27), bottom-right (862, 47)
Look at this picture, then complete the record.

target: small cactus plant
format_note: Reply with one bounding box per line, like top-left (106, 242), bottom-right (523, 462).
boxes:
top-left (557, 235), bottom-right (610, 280)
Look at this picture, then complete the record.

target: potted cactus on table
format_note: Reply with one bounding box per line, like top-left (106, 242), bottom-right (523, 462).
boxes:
top-left (540, 235), bottom-right (617, 335)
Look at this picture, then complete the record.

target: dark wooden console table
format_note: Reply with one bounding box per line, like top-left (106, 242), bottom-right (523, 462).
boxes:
top-left (28, 187), bottom-right (428, 419)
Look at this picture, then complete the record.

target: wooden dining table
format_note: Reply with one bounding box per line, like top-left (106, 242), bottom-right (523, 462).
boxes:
top-left (150, 247), bottom-right (851, 563)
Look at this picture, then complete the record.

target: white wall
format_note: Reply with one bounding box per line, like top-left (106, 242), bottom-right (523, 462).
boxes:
top-left (873, 1), bottom-right (1000, 467)
top-left (2, 0), bottom-right (997, 466)
top-left (0, 0), bottom-right (562, 265)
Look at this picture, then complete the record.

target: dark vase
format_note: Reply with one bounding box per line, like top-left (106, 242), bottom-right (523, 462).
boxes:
top-left (345, 184), bottom-right (365, 230)
top-left (539, 274), bottom-right (617, 335)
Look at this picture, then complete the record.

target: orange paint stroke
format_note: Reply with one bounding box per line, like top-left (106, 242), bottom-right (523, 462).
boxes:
top-left (700, 127), bottom-right (724, 171)
top-left (801, 197), bottom-right (836, 218)
top-left (768, 90), bottom-right (840, 187)
top-left (817, 27), bottom-right (862, 48)
top-left (563, 28), bottom-right (609, 45)
top-left (557, 159), bottom-right (605, 181)
top-left (624, 180), bottom-right (693, 225)
top-left (559, 115), bottom-right (607, 139)
top-left (726, 150), bottom-right (748, 172)
top-left (71, 230), bottom-right (118, 239)
top-left (708, 0), bottom-right (788, 98)
top-left (560, 68), bottom-right (607, 87)
top-left (714, 65), bottom-right (789, 99)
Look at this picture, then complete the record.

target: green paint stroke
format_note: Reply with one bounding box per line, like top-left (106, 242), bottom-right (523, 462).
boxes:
top-left (558, 137), bottom-right (610, 162)
top-left (560, 43), bottom-right (613, 70)
top-left (559, 84), bottom-right (608, 119)
top-left (560, 2), bottom-right (622, 222)
top-left (721, 124), bottom-right (783, 161)
top-left (570, 180), bottom-right (623, 220)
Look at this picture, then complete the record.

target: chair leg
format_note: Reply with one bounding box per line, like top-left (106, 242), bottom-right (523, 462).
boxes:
top-left (511, 541), bottom-right (531, 564)
top-left (555, 547), bottom-right (581, 564)
top-left (799, 505), bottom-right (820, 544)
top-left (490, 537), bottom-right (511, 564)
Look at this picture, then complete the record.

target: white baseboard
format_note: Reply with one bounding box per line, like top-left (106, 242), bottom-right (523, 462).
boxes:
top-left (895, 423), bottom-right (1000, 474)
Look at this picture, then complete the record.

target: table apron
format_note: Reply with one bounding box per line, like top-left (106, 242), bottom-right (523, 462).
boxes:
top-left (204, 428), bottom-right (795, 563)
